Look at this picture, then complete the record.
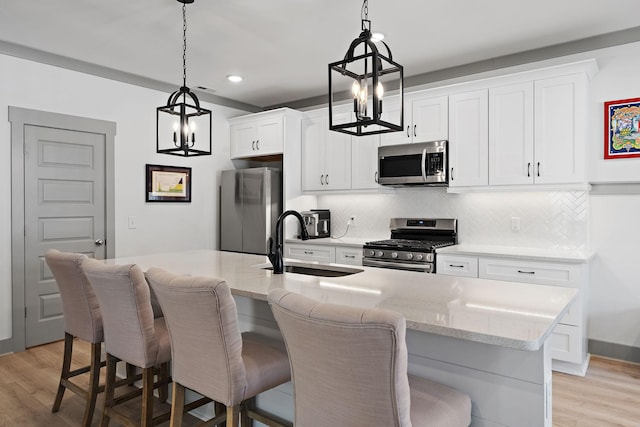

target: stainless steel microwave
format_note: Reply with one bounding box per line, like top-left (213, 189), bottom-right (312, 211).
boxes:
top-left (378, 140), bottom-right (448, 186)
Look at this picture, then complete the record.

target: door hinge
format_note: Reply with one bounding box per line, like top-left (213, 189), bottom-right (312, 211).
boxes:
top-left (24, 307), bottom-right (27, 318)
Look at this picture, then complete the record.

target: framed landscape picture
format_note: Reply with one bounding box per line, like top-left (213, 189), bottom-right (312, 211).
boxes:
top-left (604, 97), bottom-right (640, 159)
top-left (145, 164), bottom-right (191, 202)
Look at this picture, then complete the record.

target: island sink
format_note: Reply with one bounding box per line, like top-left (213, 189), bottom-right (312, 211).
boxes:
top-left (261, 261), bottom-right (363, 277)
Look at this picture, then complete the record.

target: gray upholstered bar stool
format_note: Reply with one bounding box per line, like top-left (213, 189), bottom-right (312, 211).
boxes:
top-left (268, 289), bottom-right (472, 427)
top-left (81, 258), bottom-right (172, 427)
top-left (45, 249), bottom-right (106, 427)
top-left (146, 267), bottom-right (292, 427)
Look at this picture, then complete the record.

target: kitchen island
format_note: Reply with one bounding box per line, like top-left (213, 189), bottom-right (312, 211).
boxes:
top-left (105, 249), bottom-right (577, 427)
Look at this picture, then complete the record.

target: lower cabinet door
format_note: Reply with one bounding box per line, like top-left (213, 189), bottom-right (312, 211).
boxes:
top-left (550, 323), bottom-right (582, 364)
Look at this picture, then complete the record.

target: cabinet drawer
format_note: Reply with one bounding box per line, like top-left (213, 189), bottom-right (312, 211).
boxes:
top-left (285, 244), bottom-right (335, 263)
top-left (436, 255), bottom-right (478, 277)
top-left (550, 323), bottom-right (583, 364)
top-left (478, 257), bottom-right (580, 287)
top-left (335, 247), bottom-right (362, 266)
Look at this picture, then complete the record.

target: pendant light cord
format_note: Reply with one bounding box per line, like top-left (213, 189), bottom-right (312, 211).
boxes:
top-left (182, 3), bottom-right (187, 88)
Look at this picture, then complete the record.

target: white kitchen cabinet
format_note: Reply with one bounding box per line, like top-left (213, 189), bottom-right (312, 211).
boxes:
top-left (436, 254), bottom-right (478, 277)
top-left (230, 109), bottom-right (296, 159)
top-left (533, 73), bottom-right (587, 184)
top-left (448, 89), bottom-right (489, 187)
top-left (380, 93), bottom-right (448, 146)
top-left (301, 112), bottom-right (352, 192)
top-left (335, 246), bottom-right (363, 266)
top-left (437, 252), bottom-right (589, 375)
top-left (489, 82), bottom-right (535, 185)
top-left (285, 243), bottom-right (363, 266)
top-left (488, 74), bottom-right (588, 186)
top-left (285, 243), bottom-right (335, 263)
top-left (351, 134), bottom-right (380, 189)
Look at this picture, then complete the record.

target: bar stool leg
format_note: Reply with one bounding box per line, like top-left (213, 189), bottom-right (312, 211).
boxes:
top-left (227, 405), bottom-right (240, 427)
top-left (140, 367), bottom-right (155, 427)
top-left (81, 341), bottom-right (102, 427)
top-left (170, 382), bottom-right (185, 427)
top-left (101, 353), bottom-right (117, 427)
top-left (158, 362), bottom-right (170, 403)
top-left (52, 332), bottom-right (73, 412)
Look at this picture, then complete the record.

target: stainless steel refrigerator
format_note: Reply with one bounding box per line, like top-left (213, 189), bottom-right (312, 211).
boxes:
top-left (220, 167), bottom-right (282, 255)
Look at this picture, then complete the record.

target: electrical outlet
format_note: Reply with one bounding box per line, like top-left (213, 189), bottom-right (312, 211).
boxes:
top-left (349, 215), bottom-right (356, 225)
top-left (510, 216), bottom-right (520, 232)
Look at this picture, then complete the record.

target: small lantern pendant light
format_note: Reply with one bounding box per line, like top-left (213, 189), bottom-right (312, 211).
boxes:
top-left (328, 0), bottom-right (404, 136)
top-left (156, 0), bottom-right (212, 157)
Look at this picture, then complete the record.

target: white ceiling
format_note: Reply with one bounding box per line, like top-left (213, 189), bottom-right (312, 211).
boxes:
top-left (1, 0), bottom-right (639, 109)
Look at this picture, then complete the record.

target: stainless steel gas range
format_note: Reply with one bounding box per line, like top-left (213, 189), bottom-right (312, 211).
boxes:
top-left (362, 218), bottom-right (457, 273)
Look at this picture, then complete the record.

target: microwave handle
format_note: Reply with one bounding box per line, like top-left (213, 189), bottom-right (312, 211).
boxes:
top-left (421, 149), bottom-right (427, 181)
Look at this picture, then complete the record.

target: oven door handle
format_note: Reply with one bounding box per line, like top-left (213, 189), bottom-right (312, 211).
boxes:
top-left (421, 148), bottom-right (427, 182)
top-left (363, 258), bottom-right (433, 273)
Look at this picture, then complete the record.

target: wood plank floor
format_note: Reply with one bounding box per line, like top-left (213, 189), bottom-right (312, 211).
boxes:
top-left (2, 339), bottom-right (640, 426)
top-left (0, 339), bottom-right (201, 426)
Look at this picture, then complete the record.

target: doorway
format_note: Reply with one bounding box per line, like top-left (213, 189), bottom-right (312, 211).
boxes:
top-left (7, 107), bottom-right (115, 352)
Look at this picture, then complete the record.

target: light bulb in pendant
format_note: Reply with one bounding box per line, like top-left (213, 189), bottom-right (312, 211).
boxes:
top-left (172, 122), bottom-right (179, 143)
top-left (351, 81), bottom-right (361, 99)
top-left (376, 82), bottom-right (384, 99)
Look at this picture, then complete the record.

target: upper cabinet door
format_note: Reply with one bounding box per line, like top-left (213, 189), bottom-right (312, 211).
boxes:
top-left (230, 122), bottom-right (257, 158)
top-left (534, 74), bottom-right (587, 184)
top-left (301, 116), bottom-right (325, 191)
top-left (412, 95), bottom-right (448, 143)
top-left (324, 113), bottom-right (352, 190)
top-left (255, 117), bottom-right (283, 156)
top-left (448, 89), bottom-right (489, 187)
top-left (489, 82), bottom-right (534, 185)
top-left (380, 95), bottom-right (410, 146)
top-left (351, 134), bottom-right (380, 189)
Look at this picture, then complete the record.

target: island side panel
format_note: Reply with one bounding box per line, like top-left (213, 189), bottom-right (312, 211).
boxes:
top-left (406, 329), bottom-right (552, 427)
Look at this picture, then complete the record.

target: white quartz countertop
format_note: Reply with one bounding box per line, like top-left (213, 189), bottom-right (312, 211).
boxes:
top-left (104, 250), bottom-right (577, 352)
top-left (437, 244), bottom-right (593, 263)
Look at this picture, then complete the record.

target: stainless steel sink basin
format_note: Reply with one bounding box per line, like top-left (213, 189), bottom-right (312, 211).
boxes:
top-left (261, 261), bottom-right (363, 277)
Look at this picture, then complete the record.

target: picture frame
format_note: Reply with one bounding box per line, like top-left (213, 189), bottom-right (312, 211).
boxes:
top-left (145, 164), bottom-right (191, 202)
top-left (604, 97), bottom-right (640, 159)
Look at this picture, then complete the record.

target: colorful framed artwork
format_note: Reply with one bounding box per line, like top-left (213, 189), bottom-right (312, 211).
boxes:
top-left (604, 97), bottom-right (640, 159)
top-left (145, 164), bottom-right (191, 202)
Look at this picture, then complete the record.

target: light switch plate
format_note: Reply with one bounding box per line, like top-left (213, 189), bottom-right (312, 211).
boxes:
top-left (128, 216), bottom-right (137, 229)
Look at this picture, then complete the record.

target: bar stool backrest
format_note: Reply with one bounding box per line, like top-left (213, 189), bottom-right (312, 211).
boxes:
top-left (269, 288), bottom-right (412, 427)
top-left (81, 259), bottom-right (159, 369)
top-left (45, 249), bottom-right (103, 343)
top-left (145, 267), bottom-right (246, 407)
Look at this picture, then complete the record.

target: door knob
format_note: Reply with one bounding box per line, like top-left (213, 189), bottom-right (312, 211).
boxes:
top-left (95, 239), bottom-right (105, 246)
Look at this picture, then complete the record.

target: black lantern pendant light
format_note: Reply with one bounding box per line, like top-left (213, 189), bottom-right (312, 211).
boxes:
top-left (156, 0), bottom-right (212, 157)
top-left (328, 0), bottom-right (404, 136)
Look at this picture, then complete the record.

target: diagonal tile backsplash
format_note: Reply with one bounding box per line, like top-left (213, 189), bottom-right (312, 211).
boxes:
top-left (317, 189), bottom-right (589, 249)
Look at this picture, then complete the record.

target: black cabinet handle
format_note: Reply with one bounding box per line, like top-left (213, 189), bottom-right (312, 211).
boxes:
top-left (518, 270), bottom-right (535, 274)
top-left (527, 162), bottom-right (531, 177)
top-left (537, 162), bottom-right (541, 177)
top-left (450, 264), bottom-right (464, 268)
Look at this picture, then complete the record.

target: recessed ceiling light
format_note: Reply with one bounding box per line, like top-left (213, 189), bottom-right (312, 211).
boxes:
top-left (371, 32), bottom-right (385, 42)
top-left (227, 75), bottom-right (243, 83)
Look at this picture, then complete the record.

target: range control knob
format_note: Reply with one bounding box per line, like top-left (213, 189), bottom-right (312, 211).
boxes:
top-left (365, 249), bottom-right (375, 257)
top-left (406, 253), bottom-right (414, 260)
top-left (415, 254), bottom-right (424, 261)
top-left (391, 252), bottom-right (398, 259)
top-left (376, 251), bottom-right (384, 257)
